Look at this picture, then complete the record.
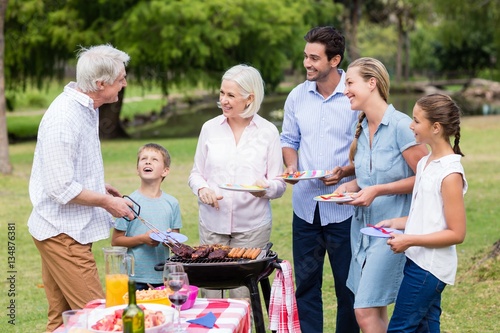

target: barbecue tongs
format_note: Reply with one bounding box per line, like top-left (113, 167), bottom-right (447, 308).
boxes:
top-left (122, 195), bottom-right (183, 249)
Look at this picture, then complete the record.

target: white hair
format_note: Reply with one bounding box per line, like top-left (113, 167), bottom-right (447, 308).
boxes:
top-left (221, 64), bottom-right (265, 118)
top-left (75, 44), bottom-right (130, 93)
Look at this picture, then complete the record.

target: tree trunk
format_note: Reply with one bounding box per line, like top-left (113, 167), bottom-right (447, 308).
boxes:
top-left (340, 0), bottom-right (361, 62)
top-left (99, 88), bottom-right (128, 140)
top-left (0, 0), bottom-right (13, 174)
top-left (395, 16), bottom-right (404, 83)
top-left (404, 30), bottom-right (410, 81)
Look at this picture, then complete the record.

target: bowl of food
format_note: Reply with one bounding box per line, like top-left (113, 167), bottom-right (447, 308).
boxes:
top-left (154, 285), bottom-right (198, 310)
top-left (123, 288), bottom-right (171, 306)
top-left (88, 303), bottom-right (176, 333)
top-left (181, 285), bottom-right (199, 310)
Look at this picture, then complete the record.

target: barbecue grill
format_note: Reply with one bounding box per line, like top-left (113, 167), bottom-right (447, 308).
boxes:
top-left (154, 246), bottom-right (280, 333)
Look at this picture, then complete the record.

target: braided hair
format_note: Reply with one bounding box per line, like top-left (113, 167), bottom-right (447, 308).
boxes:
top-left (416, 93), bottom-right (464, 156)
top-left (349, 112), bottom-right (366, 164)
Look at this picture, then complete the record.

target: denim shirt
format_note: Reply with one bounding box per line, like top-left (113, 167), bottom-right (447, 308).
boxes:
top-left (353, 104), bottom-right (417, 225)
top-left (347, 104), bottom-right (418, 299)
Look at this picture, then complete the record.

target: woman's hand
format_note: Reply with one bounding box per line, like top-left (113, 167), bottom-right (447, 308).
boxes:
top-left (198, 187), bottom-right (223, 210)
top-left (250, 179), bottom-right (269, 198)
top-left (348, 186), bottom-right (378, 206)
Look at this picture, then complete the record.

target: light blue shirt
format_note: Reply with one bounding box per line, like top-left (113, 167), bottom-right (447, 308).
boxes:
top-left (115, 190), bottom-right (182, 284)
top-left (280, 71), bottom-right (360, 225)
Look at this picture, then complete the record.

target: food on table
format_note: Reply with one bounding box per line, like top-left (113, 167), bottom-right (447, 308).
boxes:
top-left (123, 288), bottom-right (171, 302)
top-left (91, 306), bottom-right (165, 331)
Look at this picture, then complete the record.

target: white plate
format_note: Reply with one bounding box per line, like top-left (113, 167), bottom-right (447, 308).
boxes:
top-left (314, 193), bottom-right (356, 202)
top-left (150, 231), bottom-right (188, 243)
top-left (360, 227), bottom-right (403, 238)
top-left (218, 184), bottom-right (267, 192)
top-left (277, 170), bottom-right (328, 180)
top-left (88, 303), bottom-right (177, 333)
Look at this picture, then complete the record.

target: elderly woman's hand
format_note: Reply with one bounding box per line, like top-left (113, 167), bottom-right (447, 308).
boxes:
top-left (198, 187), bottom-right (223, 210)
top-left (250, 179), bottom-right (269, 198)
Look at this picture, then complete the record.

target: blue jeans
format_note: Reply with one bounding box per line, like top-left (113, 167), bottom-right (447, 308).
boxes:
top-left (293, 205), bottom-right (358, 333)
top-left (388, 258), bottom-right (446, 333)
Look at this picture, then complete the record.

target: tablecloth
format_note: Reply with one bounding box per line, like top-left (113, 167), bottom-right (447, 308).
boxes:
top-left (54, 298), bottom-right (251, 333)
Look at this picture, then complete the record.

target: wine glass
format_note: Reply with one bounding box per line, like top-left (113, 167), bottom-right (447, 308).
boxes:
top-left (167, 272), bottom-right (189, 332)
top-left (163, 262), bottom-right (184, 288)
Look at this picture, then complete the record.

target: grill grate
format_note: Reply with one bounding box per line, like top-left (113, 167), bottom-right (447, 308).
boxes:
top-left (169, 256), bottom-right (242, 264)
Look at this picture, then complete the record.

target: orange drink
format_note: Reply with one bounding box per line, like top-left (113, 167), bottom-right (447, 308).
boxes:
top-left (105, 274), bottom-right (129, 307)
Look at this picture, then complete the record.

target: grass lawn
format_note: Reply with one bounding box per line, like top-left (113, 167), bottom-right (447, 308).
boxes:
top-left (1, 115), bottom-right (499, 333)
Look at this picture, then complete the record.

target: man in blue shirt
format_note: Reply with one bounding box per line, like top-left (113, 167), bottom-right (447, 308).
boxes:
top-left (280, 26), bottom-right (360, 332)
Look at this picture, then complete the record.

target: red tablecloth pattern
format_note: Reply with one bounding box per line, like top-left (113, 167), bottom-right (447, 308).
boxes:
top-left (54, 298), bottom-right (251, 333)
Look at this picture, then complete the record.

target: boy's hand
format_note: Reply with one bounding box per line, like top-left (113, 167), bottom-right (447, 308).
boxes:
top-left (144, 230), bottom-right (160, 247)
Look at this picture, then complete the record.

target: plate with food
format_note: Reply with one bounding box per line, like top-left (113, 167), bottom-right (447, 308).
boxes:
top-left (314, 192), bottom-right (357, 202)
top-left (278, 170), bottom-right (329, 180)
top-left (150, 231), bottom-right (188, 244)
top-left (88, 303), bottom-right (176, 333)
top-left (218, 183), bottom-right (267, 192)
top-left (360, 225), bottom-right (403, 238)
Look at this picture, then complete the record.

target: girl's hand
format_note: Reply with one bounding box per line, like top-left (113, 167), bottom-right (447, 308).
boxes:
top-left (387, 234), bottom-right (411, 253)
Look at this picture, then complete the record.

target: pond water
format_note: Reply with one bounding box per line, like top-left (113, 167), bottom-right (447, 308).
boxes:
top-left (129, 92), bottom-right (498, 139)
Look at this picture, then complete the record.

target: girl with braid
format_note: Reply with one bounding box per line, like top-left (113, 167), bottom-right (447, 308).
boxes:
top-left (377, 93), bottom-right (467, 332)
top-left (336, 57), bottom-right (428, 333)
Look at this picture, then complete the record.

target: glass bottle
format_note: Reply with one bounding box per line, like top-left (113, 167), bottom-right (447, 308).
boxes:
top-left (123, 279), bottom-right (145, 333)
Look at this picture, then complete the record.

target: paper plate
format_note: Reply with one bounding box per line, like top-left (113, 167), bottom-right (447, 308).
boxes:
top-left (278, 170), bottom-right (328, 180)
top-left (218, 184), bottom-right (267, 192)
top-left (313, 192), bottom-right (356, 202)
top-left (150, 231), bottom-right (188, 243)
top-left (360, 227), bottom-right (403, 238)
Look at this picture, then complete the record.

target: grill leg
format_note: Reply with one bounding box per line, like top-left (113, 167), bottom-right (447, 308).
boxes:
top-left (259, 277), bottom-right (272, 314)
top-left (246, 277), bottom-right (266, 333)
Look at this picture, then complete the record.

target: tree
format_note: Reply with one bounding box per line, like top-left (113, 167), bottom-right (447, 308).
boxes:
top-left (0, 0), bottom-right (12, 174)
top-left (431, 0), bottom-right (499, 78)
top-left (4, 0), bottom-right (339, 140)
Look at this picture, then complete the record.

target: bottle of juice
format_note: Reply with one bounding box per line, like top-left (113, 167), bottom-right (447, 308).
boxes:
top-left (123, 279), bottom-right (145, 333)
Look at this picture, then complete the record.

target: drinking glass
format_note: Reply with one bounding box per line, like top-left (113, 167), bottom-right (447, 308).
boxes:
top-left (62, 309), bottom-right (88, 333)
top-left (163, 262), bottom-right (184, 287)
top-left (167, 272), bottom-right (189, 333)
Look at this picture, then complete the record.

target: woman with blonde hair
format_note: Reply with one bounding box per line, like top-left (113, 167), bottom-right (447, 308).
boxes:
top-left (336, 57), bottom-right (428, 333)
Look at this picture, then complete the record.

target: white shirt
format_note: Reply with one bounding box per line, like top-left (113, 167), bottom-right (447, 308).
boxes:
top-left (188, 114), bottom-right (286, 234)
top-left (405, 153), bottom-right (467, 285)
top-left (28, 82), bottom-right (114, 244)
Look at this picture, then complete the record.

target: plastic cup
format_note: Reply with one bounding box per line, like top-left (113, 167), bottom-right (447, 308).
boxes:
top-left (62, 309), bottom-right (88, 333)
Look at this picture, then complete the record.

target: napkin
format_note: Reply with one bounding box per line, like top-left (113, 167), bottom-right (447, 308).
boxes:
top-left (186, 311), bottom-right (217, 328)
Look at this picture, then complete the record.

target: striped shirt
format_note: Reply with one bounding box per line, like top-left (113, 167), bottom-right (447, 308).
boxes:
top-left (28, 82), bottom-right (114, 244)
top-left (280, 70), bottom-right (360, 225)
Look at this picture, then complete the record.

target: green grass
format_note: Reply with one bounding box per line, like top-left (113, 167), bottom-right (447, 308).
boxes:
top-left (1, 116), bottom-right (499, 333)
